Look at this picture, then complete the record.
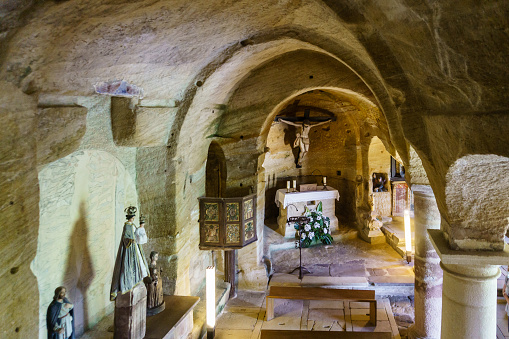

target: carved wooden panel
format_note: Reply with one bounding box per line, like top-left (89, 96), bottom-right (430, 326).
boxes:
top-left (393, 182), bottom-right (408, 217)
top-left (199, 194), bottom-right (257, 249)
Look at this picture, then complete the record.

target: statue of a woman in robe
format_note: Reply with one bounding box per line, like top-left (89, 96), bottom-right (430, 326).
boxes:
top-left (110, 207), bottom-right (149, 301)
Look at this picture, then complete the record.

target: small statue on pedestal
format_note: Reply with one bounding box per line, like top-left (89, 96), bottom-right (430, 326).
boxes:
top-left (110, 207), bottom-right (149, 339)
top-left (110, 207), bottom-right (149, 300)
top-left (47, 286), bottom-right (75, 339)
top-left (372, 173), bottom-right (388, 192)
top-left (145, 250), bottom-right (165, 316)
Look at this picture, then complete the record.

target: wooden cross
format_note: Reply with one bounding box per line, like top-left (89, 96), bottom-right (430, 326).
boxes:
top-left (274, 102), bottom-right (336, 122)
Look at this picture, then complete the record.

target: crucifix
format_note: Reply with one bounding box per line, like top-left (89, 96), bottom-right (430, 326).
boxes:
top-left (275, 107), bottom-right (335, 168)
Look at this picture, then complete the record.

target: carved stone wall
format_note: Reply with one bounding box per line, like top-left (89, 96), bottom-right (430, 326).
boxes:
top-left (1, 1), bottom-right (509, 336)
top-left (32, 151), bottom-right (137, 338)
top-left (372, 192), bottom-right (391, 217)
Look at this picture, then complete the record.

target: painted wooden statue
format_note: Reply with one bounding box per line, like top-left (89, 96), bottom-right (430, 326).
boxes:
top-left (110, 206), bottom-right (149, 301)
top-left (46, 286), bottom-right (74, 339)
top-left (145, 250), bottom-right (165, 315)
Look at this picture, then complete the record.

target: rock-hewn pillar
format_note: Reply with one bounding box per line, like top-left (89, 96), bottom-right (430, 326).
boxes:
top-left (441, 263), bottom-right (499, 338)
top-left (428, 229), bottom-right (508, 339)
top-left (409, 185), bottom-right (442, 339)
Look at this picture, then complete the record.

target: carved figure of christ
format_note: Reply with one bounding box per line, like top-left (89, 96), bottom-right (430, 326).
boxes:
top-left (277, 118), bottom-right (331, 167)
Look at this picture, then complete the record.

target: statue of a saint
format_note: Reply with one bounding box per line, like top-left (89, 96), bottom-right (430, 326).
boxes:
top-left (110, 206), bottom-right (149, 301)
top-left (145, 250), bottom-right (165, 315)
top-left (372, 173), bottom-right (387, 192)
top-left (47, 286), bottom-right (75, 339)
top-left (277, 118), bottom-right (331, 167)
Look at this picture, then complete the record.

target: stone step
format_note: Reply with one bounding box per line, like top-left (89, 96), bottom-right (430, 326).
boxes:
top-left (381, 225), bottom-right (413, 260)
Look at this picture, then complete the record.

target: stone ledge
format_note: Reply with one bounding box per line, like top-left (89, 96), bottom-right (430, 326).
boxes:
top-left (138, 98), bottom-right (178, 107)
top-left (428, 229), bottom-right (509, 265)
top-left (367, 275), bottom-right (414, 285)
top-left (381, 226), bottom-right (405, 258)
top-left (38, 94), bottom-right (86, 107)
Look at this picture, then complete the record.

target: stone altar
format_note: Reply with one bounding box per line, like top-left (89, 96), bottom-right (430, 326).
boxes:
top-left (275, 186), bottom-right (339, 238)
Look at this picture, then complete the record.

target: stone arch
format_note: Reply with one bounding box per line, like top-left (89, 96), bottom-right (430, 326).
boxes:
top-left (31, 150), bottom-right (137, 338)
top-left (173, 34), bottom-right (405, 165)
top-left (368, 136), bottom-right (392, 190)
top-left (171, 34), bottom-right (404, 225)
top-left (259, 86), bottom-right (385, 224)
top-left (366, 136), bottom-right (394, 220)
top-left (259, 86), bottom-right (388, 151)
top-left (170, 35), bottom-right (406, 292)
top-left (444, 154), bottom-right (509, 250)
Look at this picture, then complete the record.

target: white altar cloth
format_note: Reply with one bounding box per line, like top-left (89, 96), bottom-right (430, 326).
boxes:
top-left (275, 187), bottom-right (340, 208)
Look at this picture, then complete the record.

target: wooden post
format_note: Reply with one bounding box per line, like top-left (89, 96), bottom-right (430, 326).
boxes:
top-left (224, 250), bottom-right (236, 298)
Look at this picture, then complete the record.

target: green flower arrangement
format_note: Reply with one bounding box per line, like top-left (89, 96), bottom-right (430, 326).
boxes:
top-left (294, 201), bottom-right (333, 248)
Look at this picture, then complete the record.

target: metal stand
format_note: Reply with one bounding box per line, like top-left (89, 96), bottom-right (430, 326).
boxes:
top-left (288, 216), bottom-right (311, 280)
top-left (322, 184), bottom-right (328, 191)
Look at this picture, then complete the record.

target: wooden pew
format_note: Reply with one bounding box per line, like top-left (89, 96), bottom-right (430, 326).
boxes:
top-left (266, 286), bottom-right (377, 325)
top-left (261, 329), bottom-right (392, 339)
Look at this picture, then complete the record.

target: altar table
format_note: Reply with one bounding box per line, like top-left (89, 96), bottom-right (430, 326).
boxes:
top-left (275, 187), bottom-right (339, 238)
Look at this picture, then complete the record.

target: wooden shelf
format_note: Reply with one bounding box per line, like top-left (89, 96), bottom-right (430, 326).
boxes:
top-left (145, 295), bottom-right (199, 339)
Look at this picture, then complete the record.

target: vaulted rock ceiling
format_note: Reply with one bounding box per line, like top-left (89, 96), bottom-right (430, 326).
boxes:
top-left (1, 1), bottom-right (508, 338)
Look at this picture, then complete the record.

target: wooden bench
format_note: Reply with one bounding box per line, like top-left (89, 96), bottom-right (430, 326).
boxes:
top-left (266, 286), bottom-right (377, 325)
top-left (261, 329), bottom-right (392, 339)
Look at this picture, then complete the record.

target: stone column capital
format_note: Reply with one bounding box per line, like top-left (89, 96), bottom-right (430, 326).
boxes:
top-left (428, 229), bottom-right (509, 265)
top-left (411, 184), bottom-right (434, 197)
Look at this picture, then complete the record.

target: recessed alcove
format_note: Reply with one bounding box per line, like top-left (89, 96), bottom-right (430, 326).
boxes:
top-left (31, 150), bottom-right (137, 337)
top-left (110, 97), bottom-right (177, 147)
top-left (261, 90), bottom-right (379, 229)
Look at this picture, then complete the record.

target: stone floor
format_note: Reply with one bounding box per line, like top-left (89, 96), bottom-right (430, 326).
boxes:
top-left (269, 225), bottom-right (415, 291)
top-left (497, 303), bottom-right (509, 339)
top-left (215, 290), bottom-right (401, 338)
top-left (222, 226), bottom-right (415, 338)
top-left (82, 229), bottom-right (509, 338)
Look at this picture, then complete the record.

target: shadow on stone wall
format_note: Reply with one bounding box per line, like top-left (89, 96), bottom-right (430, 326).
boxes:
top-left (282, 125), bottom-right (299, 167)
top-left (64, 202), bottom-right (95, 336)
